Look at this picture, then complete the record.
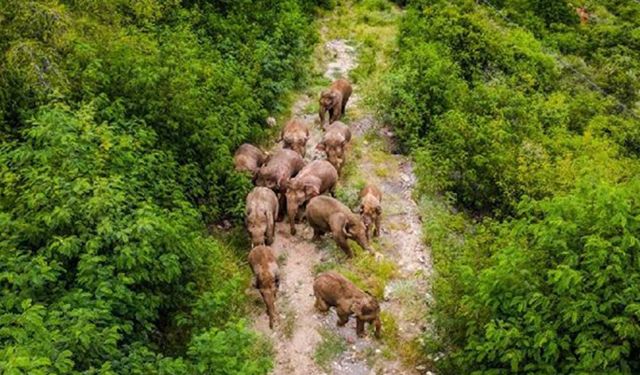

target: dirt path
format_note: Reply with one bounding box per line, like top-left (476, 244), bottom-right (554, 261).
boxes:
top-left (252, 13), bottom-right (433, 375)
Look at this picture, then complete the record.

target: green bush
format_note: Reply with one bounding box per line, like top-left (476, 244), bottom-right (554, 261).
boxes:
top-left (385, 0), bottom-right (640, 373)
top-left (436, 179), bottom-right (640, 373)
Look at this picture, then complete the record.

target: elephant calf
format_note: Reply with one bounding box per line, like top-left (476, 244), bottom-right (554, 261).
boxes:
top-left (358, 185), bottom-right (382, 240)
top-left (305, 196), bottom-right (371, 257)
top-left (280, 118), bottom-right (310, 157)
top-left (234, 143), bottom-right (267, 178)
top-left (319, 78), bottom-right (352, 126)
top-left (317, 121), bottom-right (351, 174)
top-left (249, 245), bottom-right (280, 329)
top-left (313, 271), bottom-right (381, 338)
top-left (245, 187), bottom-right (278, 247)
top-left (285, 160), bottom-right (338, 235)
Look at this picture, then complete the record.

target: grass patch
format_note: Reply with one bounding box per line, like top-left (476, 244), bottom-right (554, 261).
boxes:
top-left (303, 100), bottom-right (319, 115)
top-left (380, 311), bottom-right (400, 349)
top-left (314, 328), bottom-right (347, 371)
top-left (374, 165), bottom-right (390, 177)
top-left (313, 259), bottom-right (340, 275)
top-left (334, 183), bottom-right (360, 209)
top-left (277, 251), bottom-right (288, 266)
top-left (338, 250), bottom-right (397, 298)
top-left (281, 302), bottom-right (297, 339)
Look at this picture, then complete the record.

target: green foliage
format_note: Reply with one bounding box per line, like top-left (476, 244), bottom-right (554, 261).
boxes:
top-left (384, 0), bottom-right (638, 214)
top-left (489, 0), bottom-right (640, 108)
top-left (0, 0), bottom-right (318, 222)
top-left (0, 103), bottom-right (257, 373)
top-left (384, 0), bottom-right (640, 373)
top-left (0, 0), bottom-right (319, 373)
top-left (186, 322), bottom-right (272, 375)
top-left (434, 179), bottom-right (640, 373)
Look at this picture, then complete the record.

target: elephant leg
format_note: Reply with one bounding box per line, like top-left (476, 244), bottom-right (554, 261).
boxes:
top-left (277, 195), bottom-right (286, 222)
top-left (356, 318), bottom-right (365, 337)
top-left (333, 104), bottom-right (342, 122)
top-left (270, 221), bottom-right (277, 244)
top-left (337, 311), bottom-right (350, 326)
top-left (374, 215), bottom-right (381, 237)
top-left (312, 227), bottom-right (323, 241)
top-left (315, 297), bottom-right (329, 312)
top-left (337, 238), bottom-right (353, 258)
top-left (296, 206), bottom-right (305, 222)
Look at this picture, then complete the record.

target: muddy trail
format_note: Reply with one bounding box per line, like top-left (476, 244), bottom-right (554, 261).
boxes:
top-left (251, 27), bottom-right (433, 375)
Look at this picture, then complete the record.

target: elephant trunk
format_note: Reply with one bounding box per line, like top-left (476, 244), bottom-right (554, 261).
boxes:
top-left (355, 232), bottom-right (371, 254)
top-left (374, 316), bottom-right (382, 338)
top-left (261, 288), bottom-right (277, 329)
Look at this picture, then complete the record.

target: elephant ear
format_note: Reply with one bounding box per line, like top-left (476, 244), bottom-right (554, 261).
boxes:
top-left (351, 300), bottom-right (364, 317)
top-left (331, 91), bottom-right (340, 103)
top-left (263, 153), bottom-right (272, 165)
top-left (342, 217), bottom-right (353, 237)
top-left (285, 179), bottom-right (294, 190)
top-left (305, 184), bottom-right (320, 197)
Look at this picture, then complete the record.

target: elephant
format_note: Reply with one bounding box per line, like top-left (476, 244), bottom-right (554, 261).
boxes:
top-left (245, 187), bottom-right (278, 247)
top-left (285, 160), bottom-right (338, 235)
top-left (319, 78), bottom-right (352, 126)
top-left (280, 118), bottom-right (310, 157)
top-left (313, 271), bottom-right (381, 338)
top-left (248, 245), bottom-right (280, 329)
top-left (234, 143), bottom-right (267, 178)
top-left (305, 195), bottom-right (371, 257)
top-left (316, 121), bottom-right (351, 174)
top-left (358, 184), bottom-right (382, 240)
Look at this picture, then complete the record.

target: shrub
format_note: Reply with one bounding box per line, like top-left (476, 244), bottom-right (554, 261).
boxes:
top-left (385, 0), bottom-right (640, 373)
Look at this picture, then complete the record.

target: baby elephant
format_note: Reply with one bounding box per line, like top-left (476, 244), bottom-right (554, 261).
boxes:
top-left (280, 118), bottom-right (310, 157)
top-left (314, 271), bottom-right (381, 338)
top-left (248, 245), bottom-right (280, 329)
top-left (245, 187), bottom-right (278, 247)
top-left (234, 143), bottom-right (267, 178)
top-left (319, 78), bottom-right (352, 126)
top-left (286, 160), bottom-right (338, 235)
top-left (359, 185), bottom-right (382, 240)
top-left (306, 196), bottom-right (371, 257)
top-left (317, 121), bottom-right (351, 174)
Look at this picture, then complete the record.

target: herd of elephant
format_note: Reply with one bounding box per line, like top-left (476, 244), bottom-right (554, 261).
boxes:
top-left (233, 78), bottom-right (382, 339)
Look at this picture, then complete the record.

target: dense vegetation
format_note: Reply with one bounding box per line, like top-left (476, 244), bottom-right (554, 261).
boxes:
top-left (0, 0), bottom-right (325, 373)
top-left (383, 0), bottom-right (640, 372)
